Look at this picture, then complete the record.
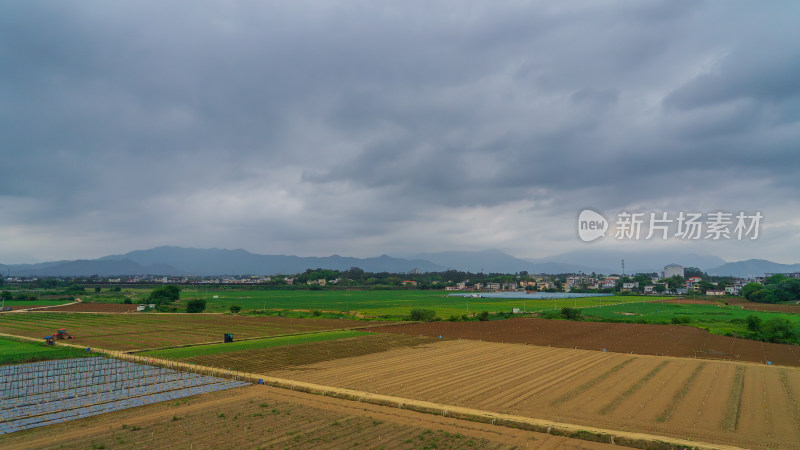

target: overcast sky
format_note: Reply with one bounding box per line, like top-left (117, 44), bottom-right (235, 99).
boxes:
top-left (1, 1), bottom-right (799, 264)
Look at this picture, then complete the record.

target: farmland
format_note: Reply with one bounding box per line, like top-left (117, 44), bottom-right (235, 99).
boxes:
top-left (166, 333), bottom-right (439, 373)
top-left (142, 330), bottom-right (372, 359)
top-left (0, 357), bottom-right (248, 435)
top-left (0, 384), bottom-right (614, 450)
top-left (373, 318), bottom-right (800, 366)
top-left (578, 300), bottom-right (800, 336)
top-left (4, 297), bottom-right (800, 448)
top-left (0, 313), bottom-right (370, 351)
top-left (174, 288), bottom-right (663, 316)
top-left (263, 339), bottom-right (800, 449)
top-left (0, 336), bottom-right (92, 365)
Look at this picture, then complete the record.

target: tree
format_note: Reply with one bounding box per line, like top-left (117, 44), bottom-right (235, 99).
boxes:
top-left (654, 284), bottom-right (666, 294)
top-left (66, 284), bottom-right (85, 293)
top-left (1, 291), bottom-right (12, 301)
top-left (94, 287), bottom-right (101, 293)
top-left (561, 307), bottom-right (582, 320)
top-left (684, 267), bottom-right (705, 279)
top-left (765, 274), bottom-right (789, 285)
top-left (229, 305), bottom-right (241, 314)
top-left (666, 276), bottom-right (683, 291)
top-left (186, 299), bottom-right (206, 313)
top-left (478, 311), bottom-right (490, 321)
top-left (698, 281), bottom-right (714, 294)
top-left (746, 315), bottom-right (762, 332)
top-left (410, 309), bottom-right (437, 321)
top-left (149, 285), bottom-right (181, 305)
top-left (761, 318), bottom-right (796, 343)
top-left (741, 282), bottom-right (763, 300)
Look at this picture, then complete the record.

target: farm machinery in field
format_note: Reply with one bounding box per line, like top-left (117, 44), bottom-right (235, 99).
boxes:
top-left (44, 328), bottom-right (74, 345)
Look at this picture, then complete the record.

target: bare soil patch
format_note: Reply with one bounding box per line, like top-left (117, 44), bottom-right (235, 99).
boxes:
top-left (46, 302), bottom-right (139, 312)
top-left (372, 317), bottom-right (800, 366)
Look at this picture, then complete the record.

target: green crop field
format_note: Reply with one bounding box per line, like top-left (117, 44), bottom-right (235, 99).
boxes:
top-left (142, 330), bottom-right (370, 359)
top-left (0, 336), bottom-right (92, 365)
top-left (176, 289), bottom-right (665, 317)
top-left (579, 301), bottom-right (800, 335)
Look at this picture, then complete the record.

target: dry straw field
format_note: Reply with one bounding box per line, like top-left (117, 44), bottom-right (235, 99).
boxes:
top-left (257, 339), bottom-right (800, 449)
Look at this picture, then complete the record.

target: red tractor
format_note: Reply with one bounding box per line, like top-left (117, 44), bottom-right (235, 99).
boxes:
top-left (55, 328), bottom-right (74, 340)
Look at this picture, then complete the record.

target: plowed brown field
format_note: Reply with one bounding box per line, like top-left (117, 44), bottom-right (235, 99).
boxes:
top-left (1, 384), bottom-right (615, 449)
top-left (263, 339), bottom-right (800, 448)
top-left (372, 318), bottom-right (800, 366)
top-left (46, 302), bottom-right (139, 312)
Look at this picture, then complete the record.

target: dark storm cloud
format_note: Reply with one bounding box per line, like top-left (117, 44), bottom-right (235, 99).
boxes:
top-left (1, 0), bottom-right (799, 262)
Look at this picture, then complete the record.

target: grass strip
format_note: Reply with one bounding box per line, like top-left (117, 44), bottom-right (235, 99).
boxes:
top-left (599, 361), bottom-right (669, 415)
top-left (142, 330), bottom-right (371, 360)
top-left (0, 336), bottom-right (94, 365)
top-left (551, 358), bottom-right (635, 405)
top-left (656, 363), bottom-right (706, 422)
top-left (721, 366), bottom-right (746, 431)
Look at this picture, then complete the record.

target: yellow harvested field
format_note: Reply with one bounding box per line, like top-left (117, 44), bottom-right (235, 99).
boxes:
top-left (264, 340), bottom-right (800, 449)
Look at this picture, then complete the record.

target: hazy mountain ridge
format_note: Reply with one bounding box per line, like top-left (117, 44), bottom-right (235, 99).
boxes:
top-left (705, 259), bottom-right (800, 278)
top-left (1, 246), bottom-right (795, 277)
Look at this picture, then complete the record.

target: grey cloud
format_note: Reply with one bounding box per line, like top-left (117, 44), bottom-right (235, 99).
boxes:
top-left (1, 1), bottom-right (799, 263)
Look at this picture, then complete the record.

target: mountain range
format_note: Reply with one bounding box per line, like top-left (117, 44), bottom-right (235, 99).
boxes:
top-left (1, 246), bottom-right (797, 278)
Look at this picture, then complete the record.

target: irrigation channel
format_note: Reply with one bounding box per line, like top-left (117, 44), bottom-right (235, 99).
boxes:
top-left (0, 357), bottom-right (249, 434)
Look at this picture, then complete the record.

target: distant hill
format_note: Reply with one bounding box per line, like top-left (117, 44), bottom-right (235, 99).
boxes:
top-left (526, 249), bottom-right (728, 274)
top-left (1, 247), bottom-right (446, 276)
top-left (706, 259), bottom-right (800, 278)
top-left (3, 246), bottom-right (795, 278)
top-left (409, 249), bottom-right (609, 274)
top-left (97, 246), bottom-right (446, 275)
top-left (3, 259), bottom-right (183, 277)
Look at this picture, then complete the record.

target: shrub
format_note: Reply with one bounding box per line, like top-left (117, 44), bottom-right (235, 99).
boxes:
top-left (229, 305), bottom-right (242, 314)
top-left (746, 314), bottom-right (762, 332)
top-left (186, 298), bottom-right (206, 313)
top-left (410, 309), bottom-right (437, 321)
top-left (560, 307), bottom-right (582, 320)
top-left (671, 316), bottom-right (692, 324)
top-left (312, 310), bottom-right (321, 317)
top-left (761, 318), bottom-right (797, 343)
top-left (478, 311), bottom-right (490, 321)
top-left (123, 298), bottom-right (132, 304)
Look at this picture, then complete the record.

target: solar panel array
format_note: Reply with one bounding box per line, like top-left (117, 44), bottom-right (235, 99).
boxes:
top-left (0, 357), bottom-right (249, 435)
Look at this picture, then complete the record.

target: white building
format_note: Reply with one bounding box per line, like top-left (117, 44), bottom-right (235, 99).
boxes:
top-left (663, 264), bottom-right (684, 279)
